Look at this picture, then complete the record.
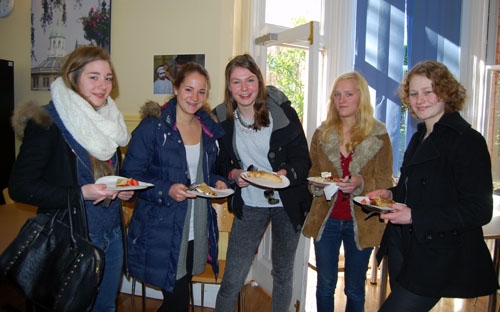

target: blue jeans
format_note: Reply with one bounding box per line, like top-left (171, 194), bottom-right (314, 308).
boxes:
top-left (89, 226), bottom-right (124, 312)
top-left (215, 205), bottom-right (300, 312)
top-left (314, 218), bottom-right (372, 312)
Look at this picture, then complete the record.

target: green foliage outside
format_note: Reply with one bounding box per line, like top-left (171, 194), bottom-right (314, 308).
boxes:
top-left (267, 46), bottom-right (306, 121)
top-left (266, 18), bottom-right (307, 122)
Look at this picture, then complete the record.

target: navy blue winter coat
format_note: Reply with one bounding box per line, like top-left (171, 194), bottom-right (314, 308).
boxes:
top-left (121, 98), bottom-right (226, 292)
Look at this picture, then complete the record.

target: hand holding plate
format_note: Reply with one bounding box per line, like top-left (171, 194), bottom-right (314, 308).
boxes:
top-left (379, 202), bottom-right (412, 224)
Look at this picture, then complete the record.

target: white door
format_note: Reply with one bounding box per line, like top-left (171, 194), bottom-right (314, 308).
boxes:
top-left (247, 21), bottom-right (325, 312)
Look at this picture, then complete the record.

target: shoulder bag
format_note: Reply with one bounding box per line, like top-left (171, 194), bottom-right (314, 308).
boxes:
top-left (0, 190), bottom-right (104, 312)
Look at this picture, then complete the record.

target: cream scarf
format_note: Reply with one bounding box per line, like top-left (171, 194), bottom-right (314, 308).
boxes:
top-left (51, 77), bottom-right (130, 160)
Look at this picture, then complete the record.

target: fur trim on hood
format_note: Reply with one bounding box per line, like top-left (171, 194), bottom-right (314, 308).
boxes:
top-left (11, 101), bottom-right (52, 140)
top-left (140, 100), bottom-right (162, 119)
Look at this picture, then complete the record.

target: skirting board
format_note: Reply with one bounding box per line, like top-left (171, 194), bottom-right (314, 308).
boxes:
top-left (120, 274), bottom-right (220, 308)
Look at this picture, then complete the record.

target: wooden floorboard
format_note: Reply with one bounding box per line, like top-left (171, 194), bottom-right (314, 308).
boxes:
top-left (0, 274), bottom-right (498, 312)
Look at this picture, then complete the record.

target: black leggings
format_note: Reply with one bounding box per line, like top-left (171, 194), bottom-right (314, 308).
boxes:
top-left (158, 240), bottom-right (194, 312)
top-left (378, 283), bottom-right (440, 312)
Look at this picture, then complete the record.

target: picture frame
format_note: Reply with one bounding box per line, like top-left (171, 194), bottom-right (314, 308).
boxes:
top-left (30, 0), bottom-right (112, 91)
top-left (153, 54), bottom-right (205, 94)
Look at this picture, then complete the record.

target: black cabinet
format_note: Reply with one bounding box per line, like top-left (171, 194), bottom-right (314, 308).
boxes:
top-left (0, 59), bottom-right (15, 204)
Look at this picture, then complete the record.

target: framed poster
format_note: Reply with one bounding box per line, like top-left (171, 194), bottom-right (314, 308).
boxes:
top-left (31, 0), bottom-right (112, 91)
top-left (153, 54), bottom-right (205, 94)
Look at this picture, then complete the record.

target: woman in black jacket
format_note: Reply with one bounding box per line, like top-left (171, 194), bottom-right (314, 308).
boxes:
top-left (9, 46), bottom-right (133, 311)
top-left (369, 60), bottom-right (499, 311)
top-left (213, 54), bottom-right (312, 312)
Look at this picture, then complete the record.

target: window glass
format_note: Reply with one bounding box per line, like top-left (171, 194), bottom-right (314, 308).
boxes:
top-left (486, 69), bottom-right (500, 192)
top-left (265, 0), bottom-right (322, 27)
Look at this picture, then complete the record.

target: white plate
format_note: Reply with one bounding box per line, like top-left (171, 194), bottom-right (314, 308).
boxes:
top-left (307, 177), bottom-right (338, 185)
top-left (95, 175), bottom-right (154, 191)
top-left (353, 196), bottom-right (394, 212)
top-left (187, 186), bottom-right (235, 199)
top-left (240, 172), bottom-right (290, 189)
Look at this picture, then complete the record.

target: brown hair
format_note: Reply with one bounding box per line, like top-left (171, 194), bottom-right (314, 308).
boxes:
top-left (173, 62), bottom-right (211, 113)
top-left (223, 54), bottom-right (269, 129)
top-left (399, 60), bottom-right (466, 116)
top-left (321, 71), bottom-right (375, 153)
top-left (60, 45), bottom-right (118, 98)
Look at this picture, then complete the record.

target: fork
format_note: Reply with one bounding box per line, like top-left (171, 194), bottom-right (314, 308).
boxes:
top-left (103, 197), bottom-right (112, 208)
top-left (342, 175), bottom-right (352, 201)
top-left (187, 183), bottom-right (201, 191)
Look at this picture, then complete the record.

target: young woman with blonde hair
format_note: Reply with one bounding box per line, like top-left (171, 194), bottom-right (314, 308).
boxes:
top-left (303, 71), bottom-right (393, 311)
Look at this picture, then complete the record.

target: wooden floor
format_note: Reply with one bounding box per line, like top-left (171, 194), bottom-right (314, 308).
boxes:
top-left (116, 274), bottom-right (499, 312)
top-left (306, 269), bottom-right (499, 312)
top-left (0, 275), bottom-right (498, 312)
top-left (116, 281), bottom-right (267, 312)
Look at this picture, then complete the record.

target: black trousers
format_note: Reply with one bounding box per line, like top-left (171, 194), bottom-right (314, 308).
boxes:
top-left (379, 283), bottom-right (440, 312)
top-left (158, 240), bottom-right (194, 312)
top-left (379, 226), bottom-right (440, 311)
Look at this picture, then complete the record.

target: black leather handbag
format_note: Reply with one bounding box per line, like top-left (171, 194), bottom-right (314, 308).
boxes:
top-left (0, 191), bottom-right (104, 312)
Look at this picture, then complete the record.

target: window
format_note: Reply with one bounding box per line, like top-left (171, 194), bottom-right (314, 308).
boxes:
top-left (264, 0), bottom-right (321, 28)
top-left (483, 66), bottom-right (500, 192)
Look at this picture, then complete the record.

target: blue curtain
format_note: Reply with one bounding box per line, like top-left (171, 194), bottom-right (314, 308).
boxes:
top-left (355, 0), bottom-right (406, 175)
top-left (405, 0), bottom-right (461, 143)
top-left (354, 0), bottom-right (462, 176)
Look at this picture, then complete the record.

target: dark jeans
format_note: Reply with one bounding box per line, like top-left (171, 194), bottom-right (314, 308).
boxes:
top-left (314, 218), bottom-right (372, 312)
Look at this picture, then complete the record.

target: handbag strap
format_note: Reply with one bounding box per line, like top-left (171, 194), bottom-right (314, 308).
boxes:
top-left (66, 190), bottom-right (77, 245)
top-left (65, 189), bottom-right (91, 243)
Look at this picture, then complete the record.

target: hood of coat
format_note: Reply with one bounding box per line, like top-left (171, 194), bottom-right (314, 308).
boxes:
top-left (11, 101), bottom-right (52, 140)
top-left (139, 100), bottom-right (163, 120)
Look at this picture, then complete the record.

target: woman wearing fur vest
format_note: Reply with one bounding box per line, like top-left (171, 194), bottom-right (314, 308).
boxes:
top-left (8, 46), bottom-right (133, 311)
top-left (302, 71), bottom-right (393, 312)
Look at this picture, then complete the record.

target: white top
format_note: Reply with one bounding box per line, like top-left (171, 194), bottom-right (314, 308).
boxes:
top-left (185, 142), bottom-right (200, 240)
top-left (235, 113), bottom-right (282, 207)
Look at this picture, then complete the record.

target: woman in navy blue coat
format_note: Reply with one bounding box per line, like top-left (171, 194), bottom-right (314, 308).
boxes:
top-left (121, 63), bottom-right (228, 311)
top-left (369, 60), bottom-right (499, 311)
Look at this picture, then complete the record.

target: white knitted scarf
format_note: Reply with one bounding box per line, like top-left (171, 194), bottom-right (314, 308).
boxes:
top-left (51, 77), bottom-right (130, 161)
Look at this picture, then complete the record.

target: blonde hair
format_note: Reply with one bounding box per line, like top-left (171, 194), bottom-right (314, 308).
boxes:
top-left (321, 71), bottom-right (375, 152)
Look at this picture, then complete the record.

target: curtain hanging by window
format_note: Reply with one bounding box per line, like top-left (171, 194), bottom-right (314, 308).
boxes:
top-left (354, 0), bottom-right (406, 176)
top-left (406, 0), bottom-right (462, 144)
top-left (354, 0), bottom-right (462, 176)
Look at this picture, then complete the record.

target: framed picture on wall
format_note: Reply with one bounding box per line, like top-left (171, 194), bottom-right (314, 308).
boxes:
top-left (153, 54), bottom-right (205, 94)
top-left (30, 0), bottom-right (112, 91)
